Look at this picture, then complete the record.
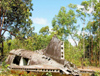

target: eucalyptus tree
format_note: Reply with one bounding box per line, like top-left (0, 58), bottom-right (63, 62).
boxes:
top-left (84, 0), bottom-right (100, 66)
top-left (52, 7), bottom-right (78, 46)
top-left (39, 26), bottom-right (49, 36)
top-left (76, 2), bottom-right (89, 65)
top-left (78, 0), bottom-right (100, 66)
top-left (0, 0), bottom-right (33, 56)
top-left (95, 0), bottom-right (100, 66)
top-left (67, 0), bottom-right (100, 67)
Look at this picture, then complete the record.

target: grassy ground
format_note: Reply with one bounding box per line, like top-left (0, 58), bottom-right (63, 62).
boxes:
top-left (0, 70), bottom-right (71, 76)
top-left (78, 66), bottom-right (100, 72)
top-left (0, 62), bottom-right (100, 76)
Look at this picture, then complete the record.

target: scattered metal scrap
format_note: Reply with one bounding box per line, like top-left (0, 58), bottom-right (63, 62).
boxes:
top-left (6, 35), bottom-right (80, 76)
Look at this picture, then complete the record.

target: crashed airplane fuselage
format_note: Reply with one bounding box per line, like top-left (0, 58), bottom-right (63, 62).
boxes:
top-left (6, 35), bottom-right (80, 76)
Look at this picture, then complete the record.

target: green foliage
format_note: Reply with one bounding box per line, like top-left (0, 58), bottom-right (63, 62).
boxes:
top-left (39, 26), bottom-right (49, 35)
top-left (0, 0), bottom-right (34, 39)
top-left (0, 0), bottom-right (34, 56)
top-left (95, 2), bottom-right (100, 13)
top-left (81, 1), bottom-right (89, 10)
top-left (94, 71), bottom-right (100, 76)
top-left (3, 33), bottom-right (54, 55)
top-left (64, 40), bottom-right (81, 66)
top-left (52, 6), bottom-right (79, 44)
top-left (68, 3), bottom-right (77, 9)
top-left (1, 0), bottom-right (100, 69)
top-left (1, 61), bottom-right (9, 72)
top-left (46, 72), bottom-right (52, 76)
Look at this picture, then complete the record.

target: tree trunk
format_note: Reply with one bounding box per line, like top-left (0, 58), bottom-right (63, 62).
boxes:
top-left (0, 0), bottom-right (1, 36)
top-left (0, 0), bottom-right (4, 56)
top-left (89, 40), bottom-right (91, 65)
top-left (1, 41), bottom-right (3, 56)
top-left (99, 11), bottom-right (100, 67)
top-left (83, 17), bottom-right (85, 66)
top-left (90, 37), bottom-right (93, 64)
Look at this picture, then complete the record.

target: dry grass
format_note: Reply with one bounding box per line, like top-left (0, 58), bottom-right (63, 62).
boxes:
top-left (78, 66), bottom-right (100, 72)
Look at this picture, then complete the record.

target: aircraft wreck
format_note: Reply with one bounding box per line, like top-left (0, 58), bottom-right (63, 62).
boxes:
top-left (6, 35), bottom-right (80, 76)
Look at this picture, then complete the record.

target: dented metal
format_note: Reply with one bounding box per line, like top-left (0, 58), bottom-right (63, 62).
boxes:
top-left (6, 35), bottom-right (80, 76)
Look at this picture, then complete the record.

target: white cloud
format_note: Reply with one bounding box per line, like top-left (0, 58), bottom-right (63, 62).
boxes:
top-left (77, 31), bottom-right (90, 36)
top-left (97, 0), bottom-right (99, 2)
top-left (77, 31), bottom-right (81, 35)
top-left (87, 7), bottom-right (94, 14)
top-left (68, 38), bottom-right (78, 46)
top-left (77, 4), bottom-right (96, 14)
top-left (68, 31), bottom-right (86, 46)
top-left (77, 5), bottom-right (84, 9)
top-left (33, 18), bottom-right (49, 25)
top-left (49, 28), bottom-right (56, 32)
top-left (49, 28), bottom-right (53, 32)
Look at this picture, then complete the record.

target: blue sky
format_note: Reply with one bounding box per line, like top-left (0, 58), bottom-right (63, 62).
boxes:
top-left (31, 0), bottom-right (86, 33)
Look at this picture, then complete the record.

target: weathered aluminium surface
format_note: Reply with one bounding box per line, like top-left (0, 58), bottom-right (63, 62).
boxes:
top-left (6, 35), bottom-right (80, 76)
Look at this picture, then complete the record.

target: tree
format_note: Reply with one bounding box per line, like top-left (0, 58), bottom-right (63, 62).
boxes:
top-left (96, 0), bottom-right (100, 67)
top-left (79, 0), bottom-right (100, 66)
top-left (85, 21), bottom-right (97, 65)
top-left (52, 7), bottom-right (78, 46)
top-left (0, 0), bottom-right (33, 56)
top-left (68, 0), bottom-right (100, 67)
top-left (85, 0), bottom-right (100, 66)
top-left (39, 26), bottom-right (49, 35)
